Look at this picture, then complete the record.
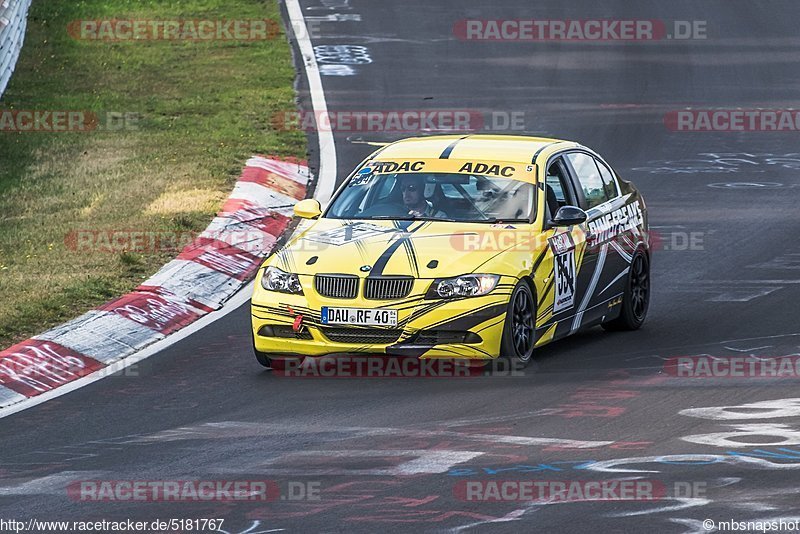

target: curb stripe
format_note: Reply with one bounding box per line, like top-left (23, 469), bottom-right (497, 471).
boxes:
top-left (0, 340), bottom-right (104, 397)
top-left (240, 166), bottom-right (307, 200)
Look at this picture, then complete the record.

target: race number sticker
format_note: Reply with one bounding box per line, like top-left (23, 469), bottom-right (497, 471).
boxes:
top-left (549, 233), bottom-right (576, 314)
top-left (349, 168), bottom-right (375, 187)
top-left (553, 250), bottom-right (576, 313)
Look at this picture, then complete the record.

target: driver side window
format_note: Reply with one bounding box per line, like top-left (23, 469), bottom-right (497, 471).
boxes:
top-left (545, 158), bottom-right (576, 219)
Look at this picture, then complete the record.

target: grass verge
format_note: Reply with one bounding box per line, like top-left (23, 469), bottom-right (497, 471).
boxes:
top-left (0, 0), bottom-right (305, 348)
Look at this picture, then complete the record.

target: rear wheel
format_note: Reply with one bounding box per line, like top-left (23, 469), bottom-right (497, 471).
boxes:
top-left (500, 281), bottom-right (536, 366)
top-left (602, 249), bottom-right (650, 331)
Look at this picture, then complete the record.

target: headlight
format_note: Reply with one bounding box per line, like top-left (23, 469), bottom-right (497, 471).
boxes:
top-left (427, 274), bottom-right (499, 299)
top-left (261, 266), bottom-right (304, 294)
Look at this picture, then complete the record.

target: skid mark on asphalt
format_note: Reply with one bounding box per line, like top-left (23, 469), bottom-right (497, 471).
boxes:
top-left (0, 471), bottom-right (107, 496)
top-left (624, 333), bottom-right (800, 362)
top-left (669, 281), bottom-right (784, 302)
top-left (234, 450), bottom-right (483, 476)
top-left (749, 252), bottom-right (800, 270)
top-left (109, 421), bottom-right (617, 450)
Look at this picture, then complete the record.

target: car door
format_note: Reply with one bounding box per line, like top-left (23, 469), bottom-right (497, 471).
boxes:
top-left (563, 151), bottom-right (627, 330)
top-left (535, 154), bottom-right (594, 342)
top-left (592, 156), bottom-right (634, 296)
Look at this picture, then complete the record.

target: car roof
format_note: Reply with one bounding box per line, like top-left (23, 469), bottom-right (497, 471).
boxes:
top-left (373, 134), bottom-right (579, 164)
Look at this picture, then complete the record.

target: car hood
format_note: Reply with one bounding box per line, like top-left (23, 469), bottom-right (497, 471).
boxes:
top-left (269, 218), bottom-right (524, 277)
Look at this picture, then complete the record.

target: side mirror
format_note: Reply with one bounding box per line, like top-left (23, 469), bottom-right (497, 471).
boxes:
top-left (551, 206), bottom-right (587, 227)
top-left (293, 199), bottom-right (322, 219)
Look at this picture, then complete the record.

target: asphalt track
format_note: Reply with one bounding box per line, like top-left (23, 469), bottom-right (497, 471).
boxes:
top-left (4, 1), bottom-right (800, 532)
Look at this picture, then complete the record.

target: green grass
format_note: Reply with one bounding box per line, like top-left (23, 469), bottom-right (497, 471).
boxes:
top-left (0, 0), bottom-right (306, 348)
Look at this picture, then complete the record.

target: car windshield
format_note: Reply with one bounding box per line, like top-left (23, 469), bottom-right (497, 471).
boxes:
top-left (325, 172), bottom-right (536, 223)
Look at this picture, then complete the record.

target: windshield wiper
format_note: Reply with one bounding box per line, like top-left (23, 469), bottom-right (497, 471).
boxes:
top-left (407, 216), bottom-right (460, 222)
top-left (362, 215), bottom-right (417, 220)
top-left (358, 215), bottom-right (460, 222)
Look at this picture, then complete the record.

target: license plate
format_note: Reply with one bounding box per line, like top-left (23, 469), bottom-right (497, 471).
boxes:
top-left (321, 307), bottom-right (397, 326)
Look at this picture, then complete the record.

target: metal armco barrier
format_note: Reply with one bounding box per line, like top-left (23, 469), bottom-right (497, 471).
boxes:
top-left (0, 0), bottom-right (32, 99)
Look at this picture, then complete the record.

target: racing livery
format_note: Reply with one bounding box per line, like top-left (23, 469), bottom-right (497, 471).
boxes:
top-left (251, 135), bottom-right (650, 367)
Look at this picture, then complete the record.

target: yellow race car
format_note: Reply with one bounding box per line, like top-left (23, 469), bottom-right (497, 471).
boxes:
top-left (251, 135), bottom-right (649, 368)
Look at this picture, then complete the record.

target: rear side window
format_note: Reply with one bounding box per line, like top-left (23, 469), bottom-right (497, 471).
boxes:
top-left (566, 152), bottom-right (609, 209)
top-left (595, 159), bottom-right (619, 199)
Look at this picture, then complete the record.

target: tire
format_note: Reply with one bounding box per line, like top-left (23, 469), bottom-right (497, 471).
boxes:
top-left (253, 349), bottom-right (306, 371)
top-left (602, 249), bottom-right (650, 331)
top-left (499, 281), bottom-right (536, 366)
top-left (253, 346), bottom-right (274, 368)
top-left (252, 335), bottom-right (280, 369)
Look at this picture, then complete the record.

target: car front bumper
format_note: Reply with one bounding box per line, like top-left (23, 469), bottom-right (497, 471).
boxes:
top-left (251, 274), bottom-right (517, 359)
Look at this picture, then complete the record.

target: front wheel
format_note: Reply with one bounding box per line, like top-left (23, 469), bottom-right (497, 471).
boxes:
top-left (500, 281), bottom-right (536, 366)
top-left (602, 249), bottom-right (650, 331)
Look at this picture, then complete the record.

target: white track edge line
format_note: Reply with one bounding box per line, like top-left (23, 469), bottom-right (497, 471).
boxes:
top-left (285, 0), bottom-right (337, 205)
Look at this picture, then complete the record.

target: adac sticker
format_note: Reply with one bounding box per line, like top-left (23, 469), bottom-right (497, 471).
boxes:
top-left (458, 162), bottom-right (515, 177)
top-left (371, 161), bottom-right (425, 173)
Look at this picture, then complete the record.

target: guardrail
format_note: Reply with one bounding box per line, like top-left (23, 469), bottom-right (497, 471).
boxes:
top-left (0, 0), bottom-right (32, 99)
